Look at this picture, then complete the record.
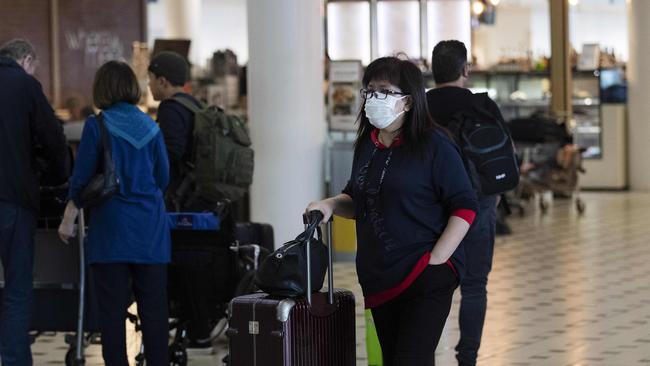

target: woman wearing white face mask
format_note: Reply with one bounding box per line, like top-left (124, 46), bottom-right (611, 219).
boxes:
top-left (307, 57), bottom-right (478, 365)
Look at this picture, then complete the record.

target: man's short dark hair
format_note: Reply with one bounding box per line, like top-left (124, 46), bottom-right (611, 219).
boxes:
top-left (93, 61), bottom-right (141, 110)
top-left (0, 39), bottom-right (36, 61)
top-left (431, 40), bottom-right (468, 84)
top-left (148, 51), bottom-right (189, 87)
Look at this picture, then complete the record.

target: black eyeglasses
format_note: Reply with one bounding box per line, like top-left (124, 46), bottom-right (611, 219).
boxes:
top-left (360, 88), bottom-right (407, 100)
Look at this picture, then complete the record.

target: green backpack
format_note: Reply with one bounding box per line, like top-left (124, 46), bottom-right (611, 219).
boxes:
top-left (172, 96), bottom-right (254, 207)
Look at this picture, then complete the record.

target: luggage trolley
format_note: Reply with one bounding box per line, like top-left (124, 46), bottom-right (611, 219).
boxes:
top-left (508, 115), bottom-right (587, 216)
top-left (166, 208), bottom-right (271, 365)
top-left (167, 211), bottom-right (240, 365)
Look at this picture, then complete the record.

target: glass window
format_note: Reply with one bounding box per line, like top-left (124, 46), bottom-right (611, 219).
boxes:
top-left (327, 2), bottom-right (371, 65)
top-left (570, 0), bottom-right (628, 62)
top-left (427, 0), bottom-right (471, 65)
top-left (377, 0), bottom-right (421, 59)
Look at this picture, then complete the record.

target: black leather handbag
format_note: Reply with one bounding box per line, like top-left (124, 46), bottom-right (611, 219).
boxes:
top-left (80, 114), bottom-right (119, 207)
top-left (255, 212), bottom-right (328, 297)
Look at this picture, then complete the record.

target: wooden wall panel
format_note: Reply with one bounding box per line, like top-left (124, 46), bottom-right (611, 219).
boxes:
top-left (0, 0), bottom-right (53, 100)
top-left (0, 0), bottom-right (145, 108)
top-left (57, 0), bottom-right (146, 109)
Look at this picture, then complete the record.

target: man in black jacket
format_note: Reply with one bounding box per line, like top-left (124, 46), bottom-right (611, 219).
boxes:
top-left (148, 51), bottom-right (216, 343)
top-left (148, 51), bottom-right (201, 209)
top-left (426, 40), bottom-right (503, 366)
top-left (0, 39), bottom-right (67, 365)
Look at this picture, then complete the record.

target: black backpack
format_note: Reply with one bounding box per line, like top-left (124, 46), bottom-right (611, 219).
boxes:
top-left (447, 93), bottom-right (519, 196)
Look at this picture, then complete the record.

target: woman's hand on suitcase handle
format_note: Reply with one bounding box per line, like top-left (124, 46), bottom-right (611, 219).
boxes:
top-left (305, 199), bottom-right (335, 225)
top-left (305, 194), bottom-right (355, 224)
top-left (58, 201), bottom-right (80, 244)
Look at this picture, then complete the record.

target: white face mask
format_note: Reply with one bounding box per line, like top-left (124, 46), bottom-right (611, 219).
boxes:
top-left (364, 94), bottom-right (406, 130)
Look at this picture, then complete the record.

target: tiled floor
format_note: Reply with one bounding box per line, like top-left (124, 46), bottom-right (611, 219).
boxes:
top-left (30, 192), bottom-right (650, 365)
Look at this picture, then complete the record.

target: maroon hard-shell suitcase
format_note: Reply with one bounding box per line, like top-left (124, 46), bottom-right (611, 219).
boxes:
top-left (227, 217), bottom-right (356, 366)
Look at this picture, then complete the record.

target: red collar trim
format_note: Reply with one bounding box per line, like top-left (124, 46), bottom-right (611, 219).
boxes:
top-left (371, 129), bottom-right (404, 149)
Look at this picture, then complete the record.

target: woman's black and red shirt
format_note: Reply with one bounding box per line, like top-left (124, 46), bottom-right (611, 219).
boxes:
top-left (343, 128), bottom-right (478, 308)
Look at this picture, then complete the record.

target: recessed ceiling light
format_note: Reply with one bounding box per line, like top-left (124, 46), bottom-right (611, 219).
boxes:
top-left (472, 1), bottom-right (486, 15)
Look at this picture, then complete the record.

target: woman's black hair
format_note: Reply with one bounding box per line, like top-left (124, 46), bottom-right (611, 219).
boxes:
top-left (355, 56), bottom-right (443, 158)
top-left (93, 61), bottom-right (141, 110)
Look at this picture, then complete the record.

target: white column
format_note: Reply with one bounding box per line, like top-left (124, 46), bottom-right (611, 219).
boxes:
top-left (164, 0), bottom-right (202, 65)
top-left (628, 0), bottom-right (650, 189)
top-left (247, 0), bottom-right (326, 247)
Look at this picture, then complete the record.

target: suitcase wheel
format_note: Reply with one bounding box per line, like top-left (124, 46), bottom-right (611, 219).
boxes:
top-left (65, 346), bottom-right (85, 366)
top-left (169, 343), bottom-right (188, 366)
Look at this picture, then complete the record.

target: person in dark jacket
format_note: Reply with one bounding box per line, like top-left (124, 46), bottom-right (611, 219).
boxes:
top-left (307, 57), bottom-right (478, 365)
top-left (0, 38), bottom-right (67, 366)
top-left (147, 51), bottom-right (201, 208)
top-left (426, 40), bottom-right (503, 366)
top-left (58, 61), bottom-right (170, 365)
top-left (148, 51), bottom-right (219, 342)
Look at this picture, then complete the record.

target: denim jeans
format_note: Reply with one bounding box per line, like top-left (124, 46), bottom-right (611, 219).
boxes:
top-left (455, 196), bottom-right (497, 366)
top-left (0, 201), bottom-right (36, 366)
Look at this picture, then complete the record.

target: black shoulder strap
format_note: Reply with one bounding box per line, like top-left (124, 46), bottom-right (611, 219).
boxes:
top-left (171, 95), bottom-right (205, 114)
top-left (467, 92), bottom-right (501, 122)
top-left (96, 113), bottom-right (112, 155)
top-left (472, 92), bottom-right (491, 109)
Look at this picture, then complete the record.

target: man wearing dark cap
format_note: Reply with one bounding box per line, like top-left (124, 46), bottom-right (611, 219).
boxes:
top-left (148, 51), bottom-right (201, 208)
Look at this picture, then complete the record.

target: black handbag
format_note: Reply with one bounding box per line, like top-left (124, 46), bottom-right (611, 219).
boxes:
top-left (255, 212), bottom-right (328, 297)
top-left (80, 114), bottom-right (119, 207)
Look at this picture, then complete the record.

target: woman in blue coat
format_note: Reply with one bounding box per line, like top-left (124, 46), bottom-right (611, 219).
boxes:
top-left (58, 61), bottom-right (170, 365)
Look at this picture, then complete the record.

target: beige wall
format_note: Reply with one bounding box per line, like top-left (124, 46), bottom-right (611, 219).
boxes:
top-left (627, 0), bottom-right (650, 190)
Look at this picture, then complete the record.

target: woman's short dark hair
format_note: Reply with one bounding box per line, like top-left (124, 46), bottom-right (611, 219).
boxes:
top-left (356, 56), bottom-right (443, 158)
top-left (93, 61), bottom-right (141, 109)
top-left (431, 40), bottom-right (468, 84)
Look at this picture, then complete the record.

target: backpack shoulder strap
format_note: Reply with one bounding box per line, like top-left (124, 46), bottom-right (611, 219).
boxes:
top-left (469, 92), bottom-right (502, 120)
top-left (472, 92), bottom-right (491, 109)
top-left (171, 95), bottom-right (204, 114)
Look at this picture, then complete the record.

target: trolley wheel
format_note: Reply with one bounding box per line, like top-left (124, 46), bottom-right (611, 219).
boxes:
top-left (65, 347), bottom-right (85, 366)
top-left (518, 206), bottom-right (525, 217)
top-left (539, 199), bottom-right (549, 214)
top-left (169, 343), bottom-right (188, 366)
top-left (576, 199), bottom-right (586, 215)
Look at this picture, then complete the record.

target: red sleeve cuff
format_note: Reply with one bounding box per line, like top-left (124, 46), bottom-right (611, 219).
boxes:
top-left (452, 209), bottom-right (476, 225)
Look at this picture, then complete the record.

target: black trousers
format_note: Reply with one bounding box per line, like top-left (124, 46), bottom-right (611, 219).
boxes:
top-left (371, 263), bottom-right (458, 366)
top-left (91, 263), bottom-right (169, 366)
top-left (456, 196), bottom-right (497, 366)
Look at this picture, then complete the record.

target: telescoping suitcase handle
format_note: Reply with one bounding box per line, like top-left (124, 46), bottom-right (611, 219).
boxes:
top-left (303, 210), bottom-right (334, 306)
